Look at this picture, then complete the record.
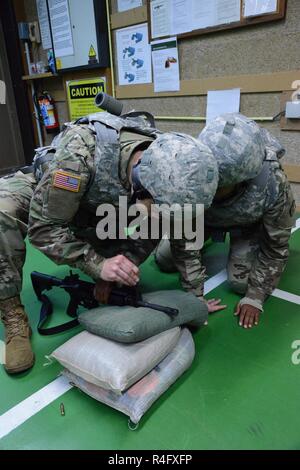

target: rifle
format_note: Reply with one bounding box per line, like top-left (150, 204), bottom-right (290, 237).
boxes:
top-left (31, 271), bottom-right (179, 336)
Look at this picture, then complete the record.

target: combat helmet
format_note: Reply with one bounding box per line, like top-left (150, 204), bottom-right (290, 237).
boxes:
top-left (199, 113), bottom-right (266, 187)
top-left (132, 133), bottom-right (219, 210)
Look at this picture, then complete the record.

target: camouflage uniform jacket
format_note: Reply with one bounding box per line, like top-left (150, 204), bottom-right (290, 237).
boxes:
top-left (28, 112), bottom-right (204, 294)
top-left (205, 156), bottom-right (296, 309)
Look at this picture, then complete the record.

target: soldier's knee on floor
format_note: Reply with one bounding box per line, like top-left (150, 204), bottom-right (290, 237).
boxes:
top-left (155, 239), bottom-right (177, 273)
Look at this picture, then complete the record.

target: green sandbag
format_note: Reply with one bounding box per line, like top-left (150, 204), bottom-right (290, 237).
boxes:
top-left (79, 290), bottom-right (208, 343)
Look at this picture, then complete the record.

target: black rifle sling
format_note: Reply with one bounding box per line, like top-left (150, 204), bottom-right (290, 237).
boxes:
top-left (37, 293), bottom-right (80, 336)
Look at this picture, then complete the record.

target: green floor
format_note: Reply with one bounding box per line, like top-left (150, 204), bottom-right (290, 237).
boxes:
top-left (0, 226), bottom-right (300, 450)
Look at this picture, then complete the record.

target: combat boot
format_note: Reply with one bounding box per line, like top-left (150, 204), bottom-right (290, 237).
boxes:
top-left (0, 296), bottom-right (35, 374)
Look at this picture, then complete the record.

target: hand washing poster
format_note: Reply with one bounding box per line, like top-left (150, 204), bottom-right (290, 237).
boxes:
top-left (116, 23), bottom-right (152, 86)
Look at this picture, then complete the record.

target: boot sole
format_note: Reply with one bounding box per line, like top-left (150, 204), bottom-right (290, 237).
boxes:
top-left (4, 354), bottom-right (35, 375)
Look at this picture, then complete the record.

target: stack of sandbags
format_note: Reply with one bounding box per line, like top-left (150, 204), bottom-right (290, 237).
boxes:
top-left (50, 290), bottom-right (208, 426)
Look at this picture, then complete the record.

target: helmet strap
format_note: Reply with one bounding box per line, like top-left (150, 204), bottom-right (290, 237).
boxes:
top-left (131, 161), bottom-right (153, 203)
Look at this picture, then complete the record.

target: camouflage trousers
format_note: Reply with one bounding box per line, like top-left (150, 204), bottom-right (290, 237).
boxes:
top-left (155, 229), bottom-right (260, 295)
top-left (0, 171), bottom-right (37, 300)
top-left (226, 229), bottom-right (260, 295)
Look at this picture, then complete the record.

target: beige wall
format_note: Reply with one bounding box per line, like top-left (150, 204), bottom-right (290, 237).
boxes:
top-left (112, 0), bottom-right (300, 204)
top-left (23, 0), bottom-right (300, 203)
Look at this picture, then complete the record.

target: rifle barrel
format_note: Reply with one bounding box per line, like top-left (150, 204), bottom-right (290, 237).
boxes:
top-left (137, 301), bottom-right (178, 318)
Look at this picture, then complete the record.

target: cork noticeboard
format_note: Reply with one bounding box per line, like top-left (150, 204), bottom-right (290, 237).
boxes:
top-left (147, 0), bottom-right (287, 42)
top-left (111, 0), bottom-right (288, 99)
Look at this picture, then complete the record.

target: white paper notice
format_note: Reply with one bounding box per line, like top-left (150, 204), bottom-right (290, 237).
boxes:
top-left (151, 0), bottom-right (172, 39)
top-left (171, 0), bottom-right (193, 35)
top-left (206, 88), bottom-right (241, 123)
top-left (36, 0), bottom-right (52, 50)
top-left (117, 0), bottom-right (142, 13)
top-left (151, 37), bottom-right (180, 93)
top-left (48, 0), bottom-right (74, 58)
top-left (192, 0), bottom-right (216, 30)
top-left (216, 0), bottom-right (241, 25)
top-left (243, 0), bottom-right (278, 18)
top-left (116, 23), bottom-right (152, 86)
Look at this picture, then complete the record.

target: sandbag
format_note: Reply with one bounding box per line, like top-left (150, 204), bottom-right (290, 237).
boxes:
top-left (51, 327), bottom-right (180, 394)
top-left (62, 328), bottom-right (195, 425)
top-left (155, 239), bottom-right (177, 273)
top-left (79, 290), bottom-right (208, 343)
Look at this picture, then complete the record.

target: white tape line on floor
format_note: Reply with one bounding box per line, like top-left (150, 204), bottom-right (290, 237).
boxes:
top-left (272, 289), bottom-right (300, 305)
top-left (204, 269), bottom-right (228, 295)
top-left (0, 219), bottom-right (299, 441)
top-left (0, 375), bottom-right (72, 440)
top-left (292, 218), bottom-right (300, 234)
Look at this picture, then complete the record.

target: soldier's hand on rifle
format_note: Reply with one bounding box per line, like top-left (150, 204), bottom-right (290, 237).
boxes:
top-left (235, 303), bottom-right (261, 329)
top-left (94, 280), bottom-right (113, 304)
top-left (101, 255), bottom-right (139, 286)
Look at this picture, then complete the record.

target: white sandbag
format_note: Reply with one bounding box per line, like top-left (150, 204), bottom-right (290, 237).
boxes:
top-left (62, 328), bottom-right (195, 425)
top-left (51, 328), bottom-right (180, 394)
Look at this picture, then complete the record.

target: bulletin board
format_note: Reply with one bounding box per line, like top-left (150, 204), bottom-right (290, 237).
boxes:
top-left (108, 0), bottom-right (300, 198)
top-left (148, 0), bottom-right (287, 42)
top-left (110, 0), bottom-right (289, 99)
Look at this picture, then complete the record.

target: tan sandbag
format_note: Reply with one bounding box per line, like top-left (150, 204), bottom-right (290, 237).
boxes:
top-left (62, 328), bottom-right (195, 425)
top-left (51, 327), bottom-right (180, 394)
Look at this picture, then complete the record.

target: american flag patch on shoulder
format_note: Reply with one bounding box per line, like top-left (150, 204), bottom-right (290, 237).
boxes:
top-left (53, 170), bottom-right (81, 192)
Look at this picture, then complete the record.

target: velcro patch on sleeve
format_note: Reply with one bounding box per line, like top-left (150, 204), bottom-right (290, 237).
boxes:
top-left (53, 170), bottom-right (81, 193)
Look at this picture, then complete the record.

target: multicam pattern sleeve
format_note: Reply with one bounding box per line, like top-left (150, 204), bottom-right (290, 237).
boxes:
top-left (242, 169), bottom-right (296, 309)
top-left (170, 238), bottom-right (206, 297)
top-left (28, 126), bottom-right (107, 281)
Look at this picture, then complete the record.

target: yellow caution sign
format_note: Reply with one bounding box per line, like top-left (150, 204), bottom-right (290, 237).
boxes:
top-left (67, 77), bottom-right (106, 120)
top-left (88, 45), bottom-right (98, 65)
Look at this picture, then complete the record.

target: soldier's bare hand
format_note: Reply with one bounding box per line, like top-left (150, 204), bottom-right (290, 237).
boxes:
top-left (206, 298), bottom-right (227, 314)
top-left (235, 303), bottom-right (261, 329)
top-left (101, 255), bottom-right (139, 286)
top-left (94, 280), bottom-right (113, 304)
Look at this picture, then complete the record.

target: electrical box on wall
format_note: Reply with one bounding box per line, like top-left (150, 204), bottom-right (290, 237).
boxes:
top-left (280, 91), bottom-right (300, 131)
top-left (28, 22), bottom-right (41, 44)
top-left (48, 0), bottom-right (110, 72)
top-left (286, 101), bottom-right (300, 119)
top-left (18, 22), bottom-right (29, 41)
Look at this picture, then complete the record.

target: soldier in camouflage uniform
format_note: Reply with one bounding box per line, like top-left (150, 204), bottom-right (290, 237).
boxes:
top-left (0, 171), bottom-right (36, 373)
top-left (0, 146), bottom-right (57, 374)
top-left (156, 113), bottom-right (296, 329)
top-left (0, 110), bottom-right (219, 374)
